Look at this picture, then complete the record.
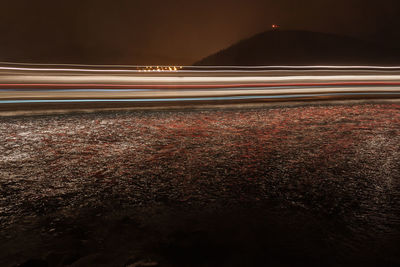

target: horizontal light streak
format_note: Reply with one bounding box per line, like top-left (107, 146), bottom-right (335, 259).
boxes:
top-left (3, 75), bottom-right (400, 84)
top-left (0, 89), bottom-right (156, 92)
top-left (2, 86), bottom-right (400, 93)
top-left (1, 92), bottom-right (400, 104)
top-left (2, 61), bottom-right (400, 70)
top-left (2, 82), bottom-right (400, 89)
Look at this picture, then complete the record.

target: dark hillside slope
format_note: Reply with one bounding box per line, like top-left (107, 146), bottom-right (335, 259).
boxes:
top-left (196, 30), bottom-right (400, 66)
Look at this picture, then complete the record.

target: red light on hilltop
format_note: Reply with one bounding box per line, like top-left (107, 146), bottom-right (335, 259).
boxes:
top-left (272, 24), bottom-right (280, 29)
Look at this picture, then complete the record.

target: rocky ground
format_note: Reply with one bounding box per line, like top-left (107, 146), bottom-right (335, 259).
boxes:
top-left (1, 102), bottom-right (400, 266)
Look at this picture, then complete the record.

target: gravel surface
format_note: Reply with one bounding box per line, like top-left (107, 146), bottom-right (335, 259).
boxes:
top-left (1, 103), bottom-right (400, 266)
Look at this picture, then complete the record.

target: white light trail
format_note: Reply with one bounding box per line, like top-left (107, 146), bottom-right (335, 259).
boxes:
top-left (2, 62), bottom-right (400, 73)
top-left (2, 75), bottom-right (400, 84)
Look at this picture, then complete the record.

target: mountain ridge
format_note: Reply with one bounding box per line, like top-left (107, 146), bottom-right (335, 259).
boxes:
top-left (195, 30), bottom-right (400, 66)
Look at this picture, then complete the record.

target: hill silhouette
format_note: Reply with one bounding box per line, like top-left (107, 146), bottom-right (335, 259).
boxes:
top-left (195, 30), bottom-right (400, 66)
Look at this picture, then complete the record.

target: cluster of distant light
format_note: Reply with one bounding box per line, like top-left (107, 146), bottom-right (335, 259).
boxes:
top-left (137, 66), bottom-right (183, 72)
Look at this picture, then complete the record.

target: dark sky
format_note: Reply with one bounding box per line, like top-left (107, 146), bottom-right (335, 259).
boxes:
top-left (1, 0), bottom-right (399, 65)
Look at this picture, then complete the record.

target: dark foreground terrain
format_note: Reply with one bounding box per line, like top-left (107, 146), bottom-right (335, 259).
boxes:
top-left (1, 102), bottom-right (400, 266)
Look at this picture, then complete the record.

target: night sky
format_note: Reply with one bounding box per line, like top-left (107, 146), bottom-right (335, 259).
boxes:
top-left (1, 0), bottom-right (399, 65)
